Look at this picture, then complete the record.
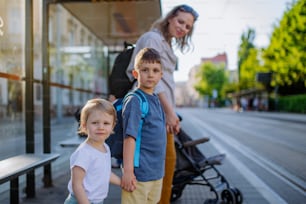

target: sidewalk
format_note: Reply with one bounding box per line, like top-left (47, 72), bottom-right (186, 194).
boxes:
top-left (16, 124), bottom-right (217, 204)
top-left (18, 166), bottom-right (215, 204)
top-left (4, 109), bottom-right (304, 204)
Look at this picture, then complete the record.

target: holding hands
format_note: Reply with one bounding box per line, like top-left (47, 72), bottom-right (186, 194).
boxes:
top-left (166, 111), bottom-right (180, 135)
top-left (121, 170), bottom-right (137, 192)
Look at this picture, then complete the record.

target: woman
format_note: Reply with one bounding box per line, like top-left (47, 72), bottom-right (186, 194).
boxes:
top-left (126, 4), bottom-right (199, 203)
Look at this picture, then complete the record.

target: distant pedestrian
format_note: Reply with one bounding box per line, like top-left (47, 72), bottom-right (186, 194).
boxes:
top-left (121, 48), bottom-right (166, 204)
top-left (240, 97), bottom-right (247, 111)
top-left (253, 97), bottom-right (259, 111)
top-left (64, 98), bottom-right (121, 204)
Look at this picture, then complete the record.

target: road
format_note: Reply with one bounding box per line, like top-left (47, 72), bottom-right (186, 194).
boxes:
top-left (177, 108), bottom-right (306, 204)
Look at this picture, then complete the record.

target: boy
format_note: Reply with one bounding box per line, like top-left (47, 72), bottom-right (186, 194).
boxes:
top-left (121, 48), bottom-right (166, 204)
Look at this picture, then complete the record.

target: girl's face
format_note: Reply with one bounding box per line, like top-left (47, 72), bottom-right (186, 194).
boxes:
top-left (83, 110), bottom-right (115, 143)
top-left (168, 11), bottom-right (195, 38)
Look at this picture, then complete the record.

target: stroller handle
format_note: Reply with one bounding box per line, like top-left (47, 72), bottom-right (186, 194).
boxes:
top-left (183, 137), bottom-right (210, 148)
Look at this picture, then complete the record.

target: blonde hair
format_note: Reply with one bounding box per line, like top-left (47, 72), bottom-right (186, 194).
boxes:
top-left (151, 4), bottom-right (198, 53)
top-left (78, 98), bottom-right (116, 135)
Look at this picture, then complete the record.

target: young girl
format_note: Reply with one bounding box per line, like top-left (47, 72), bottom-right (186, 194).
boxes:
top-left (64, 98), bottom-right (121, 204)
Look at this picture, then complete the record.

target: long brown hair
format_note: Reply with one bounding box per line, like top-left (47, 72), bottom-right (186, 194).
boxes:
top-left (151, 4), bottom-right (198, 53)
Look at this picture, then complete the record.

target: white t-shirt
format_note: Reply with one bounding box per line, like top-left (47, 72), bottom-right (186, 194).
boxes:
top-left (67, 142), bottom-right (111, 203)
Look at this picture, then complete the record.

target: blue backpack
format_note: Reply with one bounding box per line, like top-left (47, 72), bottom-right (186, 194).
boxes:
top-left (106, 89), bottom-right (149, 167)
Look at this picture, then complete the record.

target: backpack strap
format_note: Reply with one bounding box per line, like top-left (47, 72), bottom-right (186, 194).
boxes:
top-left (123, 89), bottom-right (149, 167)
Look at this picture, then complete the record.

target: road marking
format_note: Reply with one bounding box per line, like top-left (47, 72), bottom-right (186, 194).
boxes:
top-left (192, 116), bottom-right (289, 204)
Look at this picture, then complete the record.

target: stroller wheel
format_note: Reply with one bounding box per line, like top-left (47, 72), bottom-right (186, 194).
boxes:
top-left (221, 188), bottom-right (237, 204)
top-left (204, 198), bottom-right (218, 204)
top-left (231, 187), bottom-right (243, 204)
top-left (171, 186), bottom-right (183, 202)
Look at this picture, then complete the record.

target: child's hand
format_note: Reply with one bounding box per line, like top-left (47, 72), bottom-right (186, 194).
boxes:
top-left (131, 176), bottom-right (137, 190)
top-left (121, 171), bottom-right (137, 192)
top-left (110, 172), bottom-right (121, 186)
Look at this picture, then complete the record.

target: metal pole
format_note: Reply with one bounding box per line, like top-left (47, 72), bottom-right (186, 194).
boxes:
top-left (25, 0), bottom-right (34, 154)
top-left (42, 0), bottom-right (53, 187)
top-left (55, 4), bottom-right (63, 123)
top-left (25, 0), bottom-right (36, 197)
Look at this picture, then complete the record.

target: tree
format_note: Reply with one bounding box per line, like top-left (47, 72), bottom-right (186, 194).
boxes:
top-left (238, 28), bottom-right (256, 81)
top-left (262, 0), bottom-right (306, 88)
top-left (239, 47), bottom-right (266, 90)
top-left (194, 62), bottom-right (228, 100)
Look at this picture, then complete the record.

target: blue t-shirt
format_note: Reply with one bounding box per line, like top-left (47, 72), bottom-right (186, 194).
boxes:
top-left (122, 89), bottom-right (166, 182)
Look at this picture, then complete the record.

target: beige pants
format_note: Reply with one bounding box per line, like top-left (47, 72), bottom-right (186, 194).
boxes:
top-left (158, 132), bottom-right (176, 204)
top-left (121, 178), bottom-right (163, 204)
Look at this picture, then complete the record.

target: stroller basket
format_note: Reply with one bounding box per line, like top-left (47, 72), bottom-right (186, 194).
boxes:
top-left (171, 128), bottom-right (243, 204)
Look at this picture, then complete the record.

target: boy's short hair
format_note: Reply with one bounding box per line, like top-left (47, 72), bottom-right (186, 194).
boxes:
top-left (134, 48), bottom-right (161, 70)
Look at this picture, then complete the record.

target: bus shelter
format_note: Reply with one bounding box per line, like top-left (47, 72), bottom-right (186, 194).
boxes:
top-left (0, 0), bottom-right (161, 202)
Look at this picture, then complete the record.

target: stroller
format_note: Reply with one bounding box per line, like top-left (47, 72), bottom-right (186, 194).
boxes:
top-left (171, 128), bottom-right (243, 204)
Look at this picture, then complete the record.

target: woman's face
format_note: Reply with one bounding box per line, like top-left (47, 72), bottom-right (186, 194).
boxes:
top-left (168, 11), bottom-right (195, 38)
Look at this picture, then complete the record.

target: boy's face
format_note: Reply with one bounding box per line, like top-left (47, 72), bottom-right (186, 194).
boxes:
top-left (132, 62), bottom-right (162, 93)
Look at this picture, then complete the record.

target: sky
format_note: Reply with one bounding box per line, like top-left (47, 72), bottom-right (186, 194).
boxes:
top-left (161, 0), bottom-right (293, 82)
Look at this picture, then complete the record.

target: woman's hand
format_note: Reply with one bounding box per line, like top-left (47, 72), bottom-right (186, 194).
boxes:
top-left (158, 92), bottom-right (180, 134)
top-left (166, 112), bottom-right (180, 134)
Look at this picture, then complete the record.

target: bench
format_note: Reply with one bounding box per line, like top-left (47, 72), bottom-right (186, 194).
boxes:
top-left (60, 136), bottom-right (85, 147)
top-left (0, 153), bottom-right (60, 204)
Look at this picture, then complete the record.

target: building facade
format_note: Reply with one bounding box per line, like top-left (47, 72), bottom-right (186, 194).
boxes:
top-left (176, 53), bottom-right (231, 107)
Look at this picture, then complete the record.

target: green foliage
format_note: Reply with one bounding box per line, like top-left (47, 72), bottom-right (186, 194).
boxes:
top-left (222, 81), bottom-right (239, 96)
top-left (194, 62), bottom-right (229, 99)
top-left (237, 28), bottom-right (268, 91)
top-left (277, 94), bottom-right (306, 113)
top-left (239, 48), bottom-right (263, 89)
top-left (238, 28), bottom-right (255, 68)
top-left (238, 28), bottom-right (255, 79)
top-left (262, 0), bottom-right (306, 87)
